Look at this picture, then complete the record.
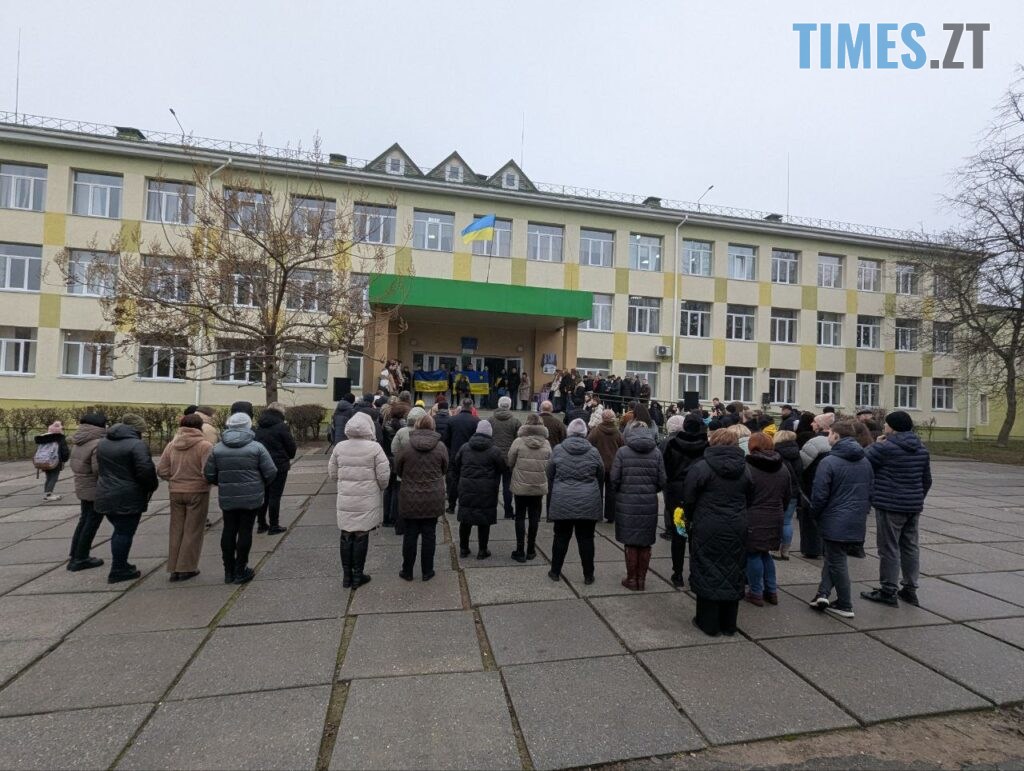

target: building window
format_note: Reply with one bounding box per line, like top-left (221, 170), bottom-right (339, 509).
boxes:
top-left (817, 254), bottom-right (844, 288)
top-left (413, 210), bottom-right (454, 252)
top-left (579, 229), bottom-right (614, 267)
top-left (143, 255), bottom-right (189, 302)
top-left (138, 342), bottom-right (187, 380)
top-left (629, 234), bottom-right (662, 271)
top-left (678, 364), bottom-right (709, 400)
top-left (353, 204), bottom-right (396, 246)
top-left (472, 217), bottom-right (511, 257)
top-left (72, 171), bottom-right (122, 218)
top-left (0, 243), bottom-right (42, 292)
top-left (857, 258), bottom-right (882, 292)
top-left (896, 263), bottom-right (919, 295)
top-left (769, 369), bottom-right (798, 405)
top-left (895, 319), bottom-right (920, 351)
top-left (527, 223), bottom-right (564, 262)
top-left (346, 350), bottom-right (363, 386)
top-left (145, 179), bottom-right (195, 225)
top-left (932, 378), bottom-right (955, 411)
top-left (291, 197), bottom-right (336, 239)
top-left (817, 312), bottom-right (843, 347)
top-left (771, 249), bottom-right (799, 284)
top-left (581, 293), bottom-right (613, 332)
top-left (444, 164), bottom-right (463, 183)
top-left (577, 358), bottom-right (611, 376)
top-left (724, 367), bottom-right (754, 403)
top-left (62, 331), bottom-right (114, 378)
top-left (728, 244), bottom-right (757, 280)
top-left (286, 269), bottom-right (329, 312)
top-left (895, 376), bottom-right (919, 409)
top-left (283, 349), bottom-right (328, 386)
top-left (228, 272), bottom-right (264, 308)
top-left (386, 157), bottom-right (405, 176)
top-left (502, 171), bottom-right (519, 190)
top-left (682, 240), bottom-right (712, 276)
top-left (725, 304), bottom-right (755, 341)
top-left (215, 344), bottom-right (262, 384)
top-left (67, 250), bottom-right (118, 297)
top-left (680, 301), bottom-right (711, 338)
top-left (225, 189), bottom-right (269, 231)
top-left (933, 322), bottom-right (954, 354)
top-left (627, 296), bottom-right (660, 334)
top-left (0, 163), bottom-right (46, 211)
top-left (625, 361), bottom-right (658, 397)
top-left (856, 374), bottom-right (880, 407)
top-left (856, 315), bottom-right (881, 349)
top-left (770, 308), bottom-right (797, 344)
top-left (979, 393), bottom-right (989, 425)
top-left (0, 327), bottom-right (35, 375)
top-left (815, 372), bottom-right (841, 407)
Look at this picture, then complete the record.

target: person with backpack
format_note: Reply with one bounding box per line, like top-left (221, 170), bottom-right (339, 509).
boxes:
top-left (254, 402), bottom-right (297, 535)
top-left (34, 421), bottom-right (70, 502)
top-left (67, 413), bottom-right (108, 572)
top-left (157, 413), bottom-right (213, 582)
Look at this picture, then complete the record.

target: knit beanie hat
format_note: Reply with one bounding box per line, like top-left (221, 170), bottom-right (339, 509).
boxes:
top-left (498, 396), bottom-right (512, 409)
top-left (683, 415), bottom-right (704, 435)
top-left (226, 412), bottom-right (253, 431)
top-left (885, 410), bottom-right (914, 433)
top-left (79, 412), bottom-right (108, 428)
top-left (567, 418), bottom-right (588, 437)
top-left (230, 401), bottom-right (254, 418)
top-left (183, 405), bottom-right (199, 416)
top-left (120, 413), bottom-right (147, 434)
top-left (601, 409), bottom-right (616, 423)
top-left (666, 415), bottom-right (686, 435)
top-left (475, 420), bottom-right (493, 437)
top-left (407, 406), bottom-right (427, 426)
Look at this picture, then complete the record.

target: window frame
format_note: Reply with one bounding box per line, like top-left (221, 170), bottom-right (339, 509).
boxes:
top-left (61, 332), bottom-right (114, 378)
top-left (933, 322), bottom-right (954, 354)
top-left (815, 372), bottom-right (842, 407)
top-left (625, 361), bottom-right (658, 398)
top-left (817, 254), bottom-right (844, 289)
top-left (725, 304), bottom-right (756, 341)
top-left (857, 258), bottom-right (882, 292)
top-left (225, 189), bottom-right (269, 231)
top-left (72, 171), bottom-right (123, 219)
top-left (471, 216), bottom-right (512, 258)
top-left (724, 366), bottom-right (754, 403)
top-left (0, 163), bottom-right (46, 212)
top-left (895, 263), bottom-right (920, 295)
top-left (856, 315), bottom-right (881, 350)
top-left (0, 243), bottom-right (43, 292)
top-left (627, 295), bottom-right (661, 335)
top-left (771, 249), bottom-right (799, 285)
top-left (629, 234), bottom-right (662, 272)
top-left (581, 293), bottom-right (613, 332)
top-left (817, 311), bottom-right (843, 347)
top-left (579, 228), bottom-right (614, 267)
top-left (768, 369), bottom-right (798, 405)
top-left (895, 319), bottom-right (920, 352)
top-left (282, 349), bottom-right (329, 387)
top-left (680, 301), bottom-right (711, 338)
top-left (770, 307), bottom-right (798, 344)
top-left (290, 196), bottom-right (336, 239)
top-left (144, 179), bottom-right (195, 225)
top-left (682, 240), bottom-right (713, 276)
top-left (413, 210), bottom-right (455, 252)
top-left (526, 223), bottom-right (564, 263)
top-left (855, 374), bottom-right (881, 408)
top-left (138, 344), bottom-right (187, 381)
top-left (0, 329), bottom-right (36, 375)
top-left (932, 378), bottom-right (955, 411)
top-left (67, 250), bottom-right (118, 298)
top-left (895, 376), bottom-right (919, 409)
top-left (727, 244), bottom-right (757, 281)
top-left (353, 203), bottom-right (397, 246)
top-left (678, 364), bottom-right (709, 400)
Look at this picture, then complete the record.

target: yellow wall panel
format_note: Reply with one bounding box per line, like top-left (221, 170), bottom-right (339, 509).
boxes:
top-left (615, 268), bottom-right (629, 295)
top-left (922, 353), bottom-right (933, 378)
top-left (758, 282), bottom-right (772, 306)
top-left (395, 247), bottom-right (413, 276)
top-left (38, 294), bottom-right (61, 329)
top-left (613, 332), bottom-right (627, 360)
top-left (120, 220), bottom-right (141, 251)
top-left (801, 286), bottom-right (817, 310)
top-left (714, 277), bottom-right (727, 303)
top-left (452, 252), bottom-right (472, 281)
top-left (845, 347), bottom-right (857, 373)
top-left (563, 262), bottom-right (579, 290)
top-left (884, 351), bottom-right (896, 375)
top-left (663, 272), bottom-right (677, 301)
top-left (846, 289), bottom-right (858, 314)
top-left (713, 338), bottom-right (726, 366)
top-left (800, 344), bottom-right (816, 371)
top-left (43, 213), bottom-right (66, 246)
top-left (757, 342), bottom-right (770, 368)
top-left (511, 258), bottom-right (527, 286)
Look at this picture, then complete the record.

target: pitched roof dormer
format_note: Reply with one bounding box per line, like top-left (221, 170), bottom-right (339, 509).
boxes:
top-left (486, 159), bottom-right (535, 192)
top-left (427, 151), bottom-right (475, 184)
top-left (366, 143), bottom-right (423, 178)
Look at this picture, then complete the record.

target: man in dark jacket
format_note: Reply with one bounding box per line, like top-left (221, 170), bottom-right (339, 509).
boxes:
top-left (432, 398), bottom-right (451, 445)
top-left (446, 399), bottom-right (479, 511)
top-left (95, 414), bottom-right (159, 583)
top-left (861, 411), bottom-right (932, 607)
top-left (563, 396), bottom-right (589, 427)
top-left (809, 420), bottom-right (873, 619)
top-left (254, 403), bottom-right (297, 534)
top-left (450, 421), bottom-right (506, 559)
top-left (489, 396), bottom-right (522, 519)
top-left (660, 415), bottom-right (707, 586)
top-left (779, 405), bottom-right (799, 433)
top-left (538, 400), bottom-right (567, 449)
top-left (330, 395), bottom-right (355, 446)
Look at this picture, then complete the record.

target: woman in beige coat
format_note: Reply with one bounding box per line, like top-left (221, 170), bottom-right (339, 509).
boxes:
top-left (157, 414), bottom-right (213, 582)
top-left (507, 414), bottom-right (551, 561)
top-left (328, 411), bottom-right (390, 589)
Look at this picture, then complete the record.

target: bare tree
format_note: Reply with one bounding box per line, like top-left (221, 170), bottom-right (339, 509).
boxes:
top-left (57, 142), bottom-right (406, 403)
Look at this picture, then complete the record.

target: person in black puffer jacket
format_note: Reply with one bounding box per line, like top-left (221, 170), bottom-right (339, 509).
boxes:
top-left (660, 414), bottom-right (707, 587)
top-left (445, 399), bottom-right (479, 511)
top-left (432, 398), bottom-right (451, 445)
top-left (684, 428), bottom-right (752, 637)
top-left (395, 414), bottom-right (448, 581)
top-left (772, 430), bottom-right (804, 560)
top-left (95, 414), bottom-right (160, 583)
top-left (450, 420), bottom-right (506, 559)
top-left (612, 421), bottom-right (666, 591)
top-left (546, 419), bottom-right (604, 583)
top-left (744, 432), bottom-right (795, 606)
top-left (254, 402), bottom-right (297, 534)
top-left (329, 395), bottom-right (355, 448)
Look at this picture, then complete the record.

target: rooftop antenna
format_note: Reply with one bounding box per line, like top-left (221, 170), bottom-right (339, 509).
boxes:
top-left (169, 107), bottom-right (186, 143)
top-left (14, 28), bottom-right (21, 118)
top-left (696, 184), bottom-right (714, 211)
top-left (519, 111), bottom-right (525, 168)
top-left (786, 152), bottom-right (791, 218)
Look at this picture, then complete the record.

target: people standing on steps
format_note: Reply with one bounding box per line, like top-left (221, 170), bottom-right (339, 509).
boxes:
top-left (394, 414), bottom-right (448, 582)
top-left (546, 418), bottom-right (604, 583)
top-left (538, 400), bottom-right (566, 448)
top-left (67, 412), bottom-right (108, 572)
top-left (507, 414), bottom-right (551, 563)
top-left (95, 413), bottom-right (160, 584)
top-left (204, 411), bottom-right (277, 585)
top-left (34, 421), bottom-right (70, 502)
top-left (588, 410), bottom-right (624, 524)
top-left (612, 421), bottom-right (666, 592)
top-left (660, 414), bottom-right (708, 588)
top-left (771, 429), bottom-right (803, 561)
top-left (743, 431), bottom-right (794, 607)
top-left (861, 410), bottom-right (932, 608)
top-left (328, 411), bottom-right (390, 589)
top-left (255, 402), bottom-right (297, 535)
top-left (157, 413), bottom-right (213, 582)
top-left (489, 396), bottom-right (522, 520)
top-left (450, 420), bottom-right (506, 560)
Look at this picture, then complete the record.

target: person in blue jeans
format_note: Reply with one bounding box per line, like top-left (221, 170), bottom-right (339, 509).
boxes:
top-left (772, 430), bottom-right (803, 560)
top-left (743, 432), bottom-right (794, 605)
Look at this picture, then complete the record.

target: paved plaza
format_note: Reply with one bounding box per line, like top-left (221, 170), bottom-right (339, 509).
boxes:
top-left (1, 451), bottom-right (1024, 769)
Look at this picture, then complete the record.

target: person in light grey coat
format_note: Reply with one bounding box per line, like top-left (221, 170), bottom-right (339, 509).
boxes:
top-left (204, 412), bottom-right (277, 585)
top-left (612, 421), bottom-right (666, 591)
top-left (507, 416), bottom-right (551, 562)
top-left (545, 419), bottom-right (604, 583)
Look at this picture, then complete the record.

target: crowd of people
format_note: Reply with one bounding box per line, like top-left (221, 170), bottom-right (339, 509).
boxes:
top-left (33, 380), bottom-right (932, 638)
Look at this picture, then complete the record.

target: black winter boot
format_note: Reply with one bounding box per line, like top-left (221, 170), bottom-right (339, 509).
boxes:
top-left (351, 533), bottom-right (372, 588)
top-left (339, 532), bottom-right (353, 588)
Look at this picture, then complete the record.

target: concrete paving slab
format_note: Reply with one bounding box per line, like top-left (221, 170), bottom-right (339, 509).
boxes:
top-left (366, 543), bottom-right (454, 574)
top-left (919, 548), bottom-right (1009, 576)
top-left (641, 642), bottom-right (856, 744)
top-left (276, 523), bottom-right (338, 549)
top-left (968, 617), bottom-right (1024, 650)
top-left (0, 504), bottom-right (80, 522)
top-left (348, 570), bottom-right (464, 615)
top-left (70, 584), bottom-right (233, 637)
top-left (0, 704), bottom-right (151, 771)
top-left (927, 542), bottom-right (1024, 571)
top-left (822, 582), bottom-right (950, 631)
top-left (220, 576), bottom-right (347, 625)
top-left (25, 517), bottom-right (111, 541)
top-left (0, 629), bottom-right (205, 715)
top-left (0, 638), bottom-right (56, 686)
top-left (873, 624), bottom-right (1024, 705)
top-left (589, 592), bottom-right (740, 651)
top-left (561, 561), bottom-right (675, 596)
top-left (292, 506), bottom-right (340, 527)
top-left (0, 592), bottom-right (114, 641)
top-left (170, 618), bottom-right (341, 699)
top-left (481, 599), bottom-right (624, 666)
top-left (536, 534), bottom-right (624, 563)
top-left (763, 632), bottom-right (987, 723)
top-left (331, 672), bottom-right (519, 770)
top-left (465, 565), bottom-right (575, 606)
top-left (131, 548), bottom-right (267, 591)
top-left (737, 591), bottom-right (855, 639)
top-left (0, 520), bottom-right (64, 544)
top-left (765, 556), bottom-right (832, 585)
top-left (10, 558), bottom-right (164, 595)
top-left (256, 544), bottom-right (342, 580)
top-left (0, 563), bottom-right (60, 596)
top-left (120, 685), bottom-right (329, 771)
top-left (910, 576), bottom-right (1024, 621)
top-left (339, 610), bottom-right (481, 678)
top-left (503, 655), bottom-right (704, 769)
top-left (935, 571), bottom-right (1024, 606)
top-left (0, 538), bottom-right (73, 566)
top-left (456, 540), bottom-right (545, 568)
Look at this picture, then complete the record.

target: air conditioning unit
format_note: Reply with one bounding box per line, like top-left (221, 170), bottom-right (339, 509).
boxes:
top-left (654, 345), bottom-right (671, 358)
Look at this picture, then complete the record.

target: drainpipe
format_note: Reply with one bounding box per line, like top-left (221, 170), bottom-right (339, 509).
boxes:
top-left (194, 157), bottom-right (232, 406)
top-left (670, 216), bottom-right (689, 403)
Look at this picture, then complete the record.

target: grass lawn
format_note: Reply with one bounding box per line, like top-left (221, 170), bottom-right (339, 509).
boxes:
top-left (928, 440), bottom-right (1024, 466)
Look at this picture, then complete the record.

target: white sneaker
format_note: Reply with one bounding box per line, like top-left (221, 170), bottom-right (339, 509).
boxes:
top-left (809, 595), bottom-right (830, 610)
top-left (825, 605), bottom-right (855, 619)
top-left (42, 493), bottom-right (63, 502)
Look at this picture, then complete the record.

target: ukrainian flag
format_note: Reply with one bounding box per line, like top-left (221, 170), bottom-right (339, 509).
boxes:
top-left (461, 214), bottom-right (496, 244)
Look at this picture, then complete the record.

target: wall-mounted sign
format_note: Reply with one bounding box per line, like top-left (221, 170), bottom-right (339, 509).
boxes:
top-left (461, 336), bottom-right (478, 354)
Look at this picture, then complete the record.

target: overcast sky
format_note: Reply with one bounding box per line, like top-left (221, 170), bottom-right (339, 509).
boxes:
top-left (3, 1), bottom-right (1022, 233)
